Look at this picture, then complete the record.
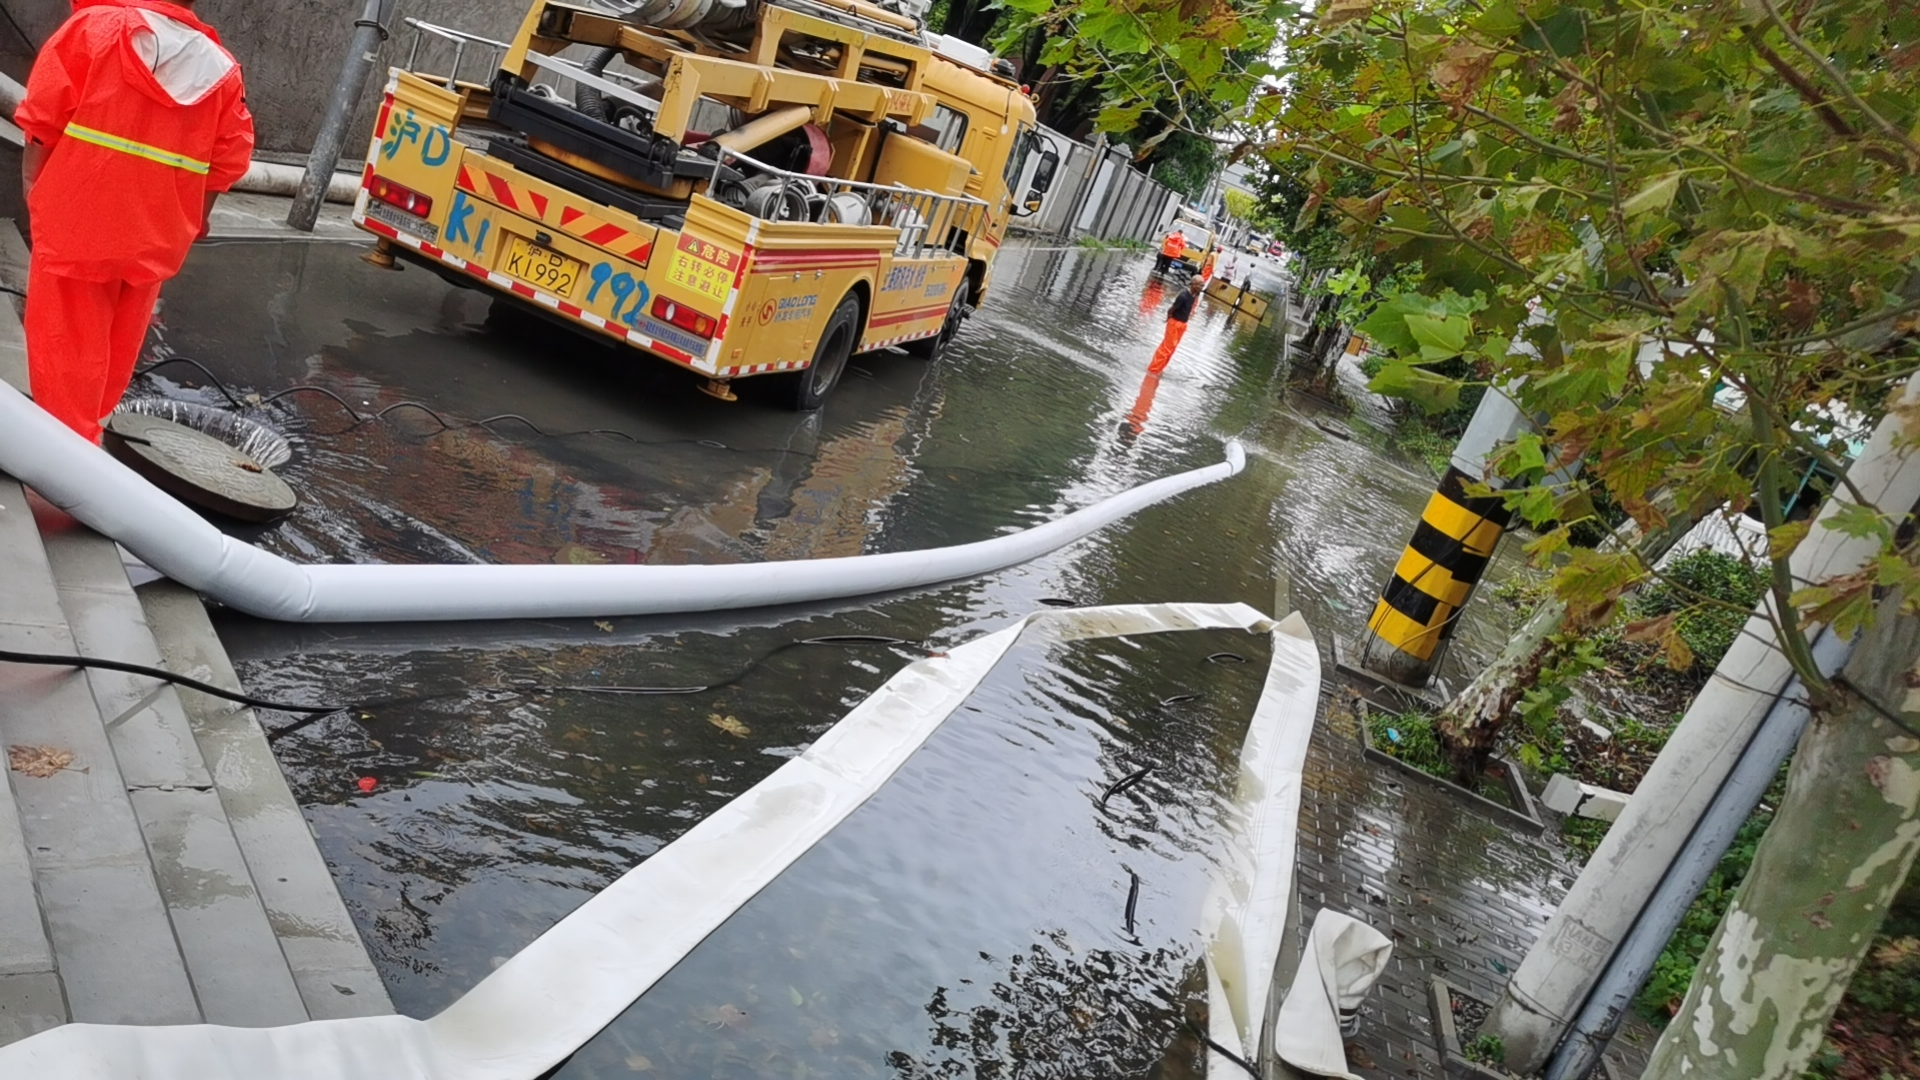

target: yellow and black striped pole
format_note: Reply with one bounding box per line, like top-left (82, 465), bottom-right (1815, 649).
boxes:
top-left (1358, 387), bottom-right (1527, 687)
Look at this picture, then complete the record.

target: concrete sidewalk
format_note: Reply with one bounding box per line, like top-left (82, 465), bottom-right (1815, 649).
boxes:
top-left (0, 217), bottom-right (389, 1044)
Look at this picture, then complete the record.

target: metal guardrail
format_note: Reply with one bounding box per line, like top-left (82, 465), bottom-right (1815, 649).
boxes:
top-left (719, 148), bottom-right (988, 257)
top-left (401, 18), bottom-right (510, 91)
top-left (394, 18), bottom-right (983, 256)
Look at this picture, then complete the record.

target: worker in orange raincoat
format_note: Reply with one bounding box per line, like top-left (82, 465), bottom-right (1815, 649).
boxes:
top-left (16, 0), bottom-right (254, 442)
top-left (1148, 275), bottom-right (1202, 374)
top-left (1198, 249), bottom-right (1217, 284)
top-left (1154, 228), bottom-right (1186, 275)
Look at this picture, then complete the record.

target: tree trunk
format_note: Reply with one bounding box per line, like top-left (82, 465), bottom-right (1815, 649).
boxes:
top-left (1643, 594), bottom-right (1920, 1079)
top-left (1436, 597), bottom-right (1564, 783)
top-left (1435, 507), bottom-right (1703, 782)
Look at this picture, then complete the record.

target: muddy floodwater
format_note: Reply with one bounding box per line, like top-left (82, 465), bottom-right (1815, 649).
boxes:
top-left (148, 236), bottom-right (1529, 1077)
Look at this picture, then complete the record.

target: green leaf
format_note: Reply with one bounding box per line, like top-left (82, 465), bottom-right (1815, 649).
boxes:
top-left (1621, 173), bottom-right (1680, 219)
top-left (1405, 311), bottom-right (1471, 360)
top-left (1767, 520), bottom-right (1810, 561)
top-left (1367, 361), bottom-right (1462, 413)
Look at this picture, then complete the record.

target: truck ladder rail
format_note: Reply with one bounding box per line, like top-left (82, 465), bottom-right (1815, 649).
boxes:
top-left (402, 18), bottom-right (511, 91)
top-left (720, 147), bottom-right (987, 259)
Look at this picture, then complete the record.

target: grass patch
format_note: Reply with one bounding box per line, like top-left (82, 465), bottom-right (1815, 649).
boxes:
top-left (1560, 816), bottom-right (1611, 863)
top-left (1074, 236), bottom-right (1152, 252)
top-left (1463, 1033), bottom-right (1506, 1068)
top-left (1365, 707), bottom-right (1449, 778)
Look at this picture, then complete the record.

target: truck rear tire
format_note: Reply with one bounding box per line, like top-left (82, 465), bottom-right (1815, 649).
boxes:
top-left (780, 293), bottom-right (861, 411)
top-left (902, 279), bottom-right (971, 362)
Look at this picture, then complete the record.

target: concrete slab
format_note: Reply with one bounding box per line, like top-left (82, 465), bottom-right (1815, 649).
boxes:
top-left (30, 505), bottom-right (308, 1027)
top-left (0, 972), bottom-right (64, 1048)
top-left (0, 478), bottom-right (198, 1026)
top-left (139, 582), bottom-right (394, 1020)
top-left (128, 787), bottom-right (309, 1027)
top-left (0, 678), bottom-right (63, 1048)
top-left (208, 191), bottom-right (364, 243)
top-left (34, 508), bottom-right (212, 791)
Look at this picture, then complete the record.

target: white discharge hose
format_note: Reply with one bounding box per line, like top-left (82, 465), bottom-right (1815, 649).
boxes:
top-left (0, 379), bottom-right (1245, 621)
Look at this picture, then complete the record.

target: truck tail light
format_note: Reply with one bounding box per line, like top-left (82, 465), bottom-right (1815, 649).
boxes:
top-left (651, 296), bottom-right (717, 339)
top-left (368, 176), bottom-right (433, 218)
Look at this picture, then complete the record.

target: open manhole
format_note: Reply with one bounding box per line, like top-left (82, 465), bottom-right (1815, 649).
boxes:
top-left (104, 403), bottom-right (296, 523)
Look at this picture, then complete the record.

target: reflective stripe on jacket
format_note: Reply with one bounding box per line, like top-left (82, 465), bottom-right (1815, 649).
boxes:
top-left (17, 0), bottom-right (254, 281)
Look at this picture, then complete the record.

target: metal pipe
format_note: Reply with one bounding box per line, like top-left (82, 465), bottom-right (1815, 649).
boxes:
top-left (1542, 626), bottom-right (1850, 1080)
top-left (713, 105), bottom-right (815, 153)
top-left (234, 160), bottom-right (360, 204)
top-left (289, 0), bottom-right (394, 232)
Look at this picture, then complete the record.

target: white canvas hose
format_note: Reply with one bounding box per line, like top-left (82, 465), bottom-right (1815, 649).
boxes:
top-left (0, 602), bottom-right (1315, 1080)
top-left (0, 379), bottom-right (1245, 621)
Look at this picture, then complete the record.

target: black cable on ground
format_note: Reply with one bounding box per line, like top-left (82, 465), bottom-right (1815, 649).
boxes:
top-left (1177, 1018), bottom-right (1261, 1077)
top-left (133, 355), bottom-right (251, 409)
top-left (0, 648), bottom-right (345, 716)
top-left (264, 635), bottom-right (935, 741)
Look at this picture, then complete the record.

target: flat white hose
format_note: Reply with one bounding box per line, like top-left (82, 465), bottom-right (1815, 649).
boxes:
top-left (0, 379), bottom-right (1245, 621)
top-left (0, 603), bottom-right (1311, 1080)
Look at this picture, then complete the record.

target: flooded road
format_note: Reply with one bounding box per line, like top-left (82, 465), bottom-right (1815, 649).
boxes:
top-left (151, 236), bottom-right (1530, 1076)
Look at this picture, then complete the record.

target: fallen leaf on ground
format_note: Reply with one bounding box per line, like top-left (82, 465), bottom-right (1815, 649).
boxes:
top-left (708, 713), bottom-right (750, 737)
top-left (695, 1003), bottom-right (750, 1028)
top-left (595, 620), bottom-right (615, 632)
top-left (7, 745), bottom-right (74, 778)
top-left (624, 1052), bottom-right (653, 1071)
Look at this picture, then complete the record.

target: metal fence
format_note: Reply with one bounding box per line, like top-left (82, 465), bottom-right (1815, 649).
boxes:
top-left (1011, 125), bottom-right (1184, 245)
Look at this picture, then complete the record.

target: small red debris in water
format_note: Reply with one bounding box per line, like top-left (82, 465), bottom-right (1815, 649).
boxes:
top-left (357, 776), bottom-right (377, 793)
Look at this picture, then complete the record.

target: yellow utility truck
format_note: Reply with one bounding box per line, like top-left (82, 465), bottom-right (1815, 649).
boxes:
top-left (353, 0), bottom-right (1060, 408)
top-left (1166, 206), bottom-right (1215, 274)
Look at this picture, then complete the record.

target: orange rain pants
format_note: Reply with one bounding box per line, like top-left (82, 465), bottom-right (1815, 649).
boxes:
top-left (24, 265), bottom-right (164, 442)
top-left (1148, 319), bottom-right (1189, 373)
top-left (15, 0), bottom-right (254, 440)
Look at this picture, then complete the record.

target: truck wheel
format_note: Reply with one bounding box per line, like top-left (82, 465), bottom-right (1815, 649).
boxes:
top-left (781, 293), bottom-right (861, 411)
top-left (903, 279), bottom-right (972, 362)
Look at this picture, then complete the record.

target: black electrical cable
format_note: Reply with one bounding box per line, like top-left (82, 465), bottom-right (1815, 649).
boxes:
top-left (133, 355), bottom-right (251, 409)
top-left (264, 634), bottom-right (935, 741)
top-left (0, 648), bottom-right (345, 715)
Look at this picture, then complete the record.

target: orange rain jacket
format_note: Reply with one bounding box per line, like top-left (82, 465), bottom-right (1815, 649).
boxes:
top-left (16, 0), bottom-right (254, 282)
top-left (1160, 230), bottom-right (1186, 259)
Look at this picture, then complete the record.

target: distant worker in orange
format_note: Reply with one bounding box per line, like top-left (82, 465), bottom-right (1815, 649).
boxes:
top-left (1199, 249), bottom-right (1218, 284)
top-left (1154, 228), bottom-right (1186, 275)
top-left (1148, 276), bottom-right (1203, 374)
top-left (16, 0), bottom-right (255, 443)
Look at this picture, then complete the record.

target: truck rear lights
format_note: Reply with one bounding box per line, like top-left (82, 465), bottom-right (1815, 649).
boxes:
top-left (368, 176), bottom-right (433, 218)
top-left (652, 296), bottom-right (717, 338)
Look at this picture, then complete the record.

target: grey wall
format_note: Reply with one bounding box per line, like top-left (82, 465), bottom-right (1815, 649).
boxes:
top-left (6, 1), bottom-right (534, 158)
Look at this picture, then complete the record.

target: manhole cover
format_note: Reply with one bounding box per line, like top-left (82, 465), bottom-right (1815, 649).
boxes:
top-left (104, 413), bottom-right (297, 523)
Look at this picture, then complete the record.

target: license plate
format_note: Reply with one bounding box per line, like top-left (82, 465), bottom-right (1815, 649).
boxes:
top-left (502, 236), bottom-right (583, 296)
top-left (363, 199), bottom-right (437, 244)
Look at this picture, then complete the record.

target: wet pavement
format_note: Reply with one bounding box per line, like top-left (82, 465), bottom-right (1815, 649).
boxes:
top-left (146, 235), bottom-right (1560, 1077)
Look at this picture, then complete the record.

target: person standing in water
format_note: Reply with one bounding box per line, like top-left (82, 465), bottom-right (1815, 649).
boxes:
top-left (1148, 276), bottom-right (1203, 374)
top-left (15, 0), bottom-right (255, 442)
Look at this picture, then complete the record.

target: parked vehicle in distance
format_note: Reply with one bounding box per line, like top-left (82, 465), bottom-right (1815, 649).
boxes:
top-left (1166, 206), bottom-right (1215, 273)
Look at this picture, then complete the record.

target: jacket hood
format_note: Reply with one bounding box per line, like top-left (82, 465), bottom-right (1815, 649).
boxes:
top-left (84, 0), bottom-right (236, 109)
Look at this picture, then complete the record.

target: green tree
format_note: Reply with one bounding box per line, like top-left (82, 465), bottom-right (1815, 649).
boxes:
top-left (1249, 2), bottom-right (1920, 1075)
